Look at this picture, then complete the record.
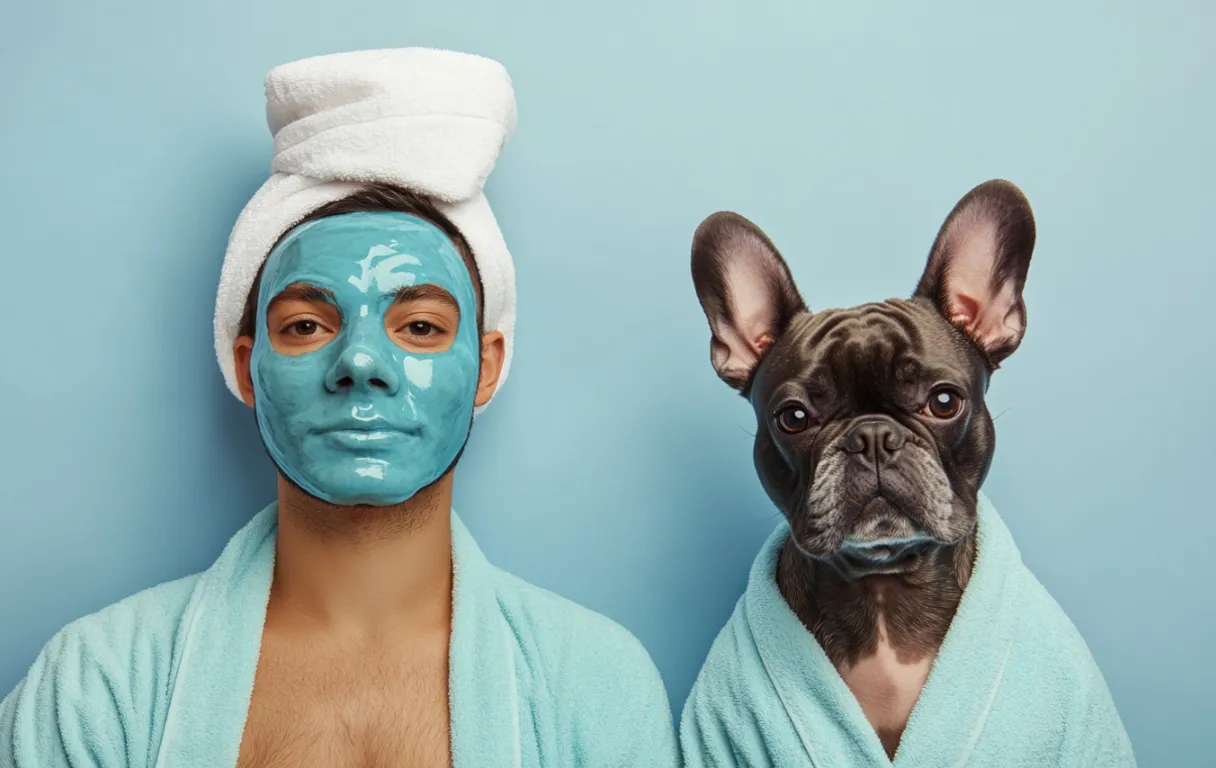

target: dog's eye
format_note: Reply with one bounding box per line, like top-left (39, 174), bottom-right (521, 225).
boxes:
top-left (925, 389), bottom-right (964, 419)
top-left (775, 405), bottom-right (813, 434)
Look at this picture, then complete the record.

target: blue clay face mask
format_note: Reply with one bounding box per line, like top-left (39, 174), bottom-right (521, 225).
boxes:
top-left (251, 211), bottom-right (480, 506)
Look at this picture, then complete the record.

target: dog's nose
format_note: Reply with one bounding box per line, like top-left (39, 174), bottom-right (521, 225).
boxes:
top-left (842, 419), bottom-right (906, 464)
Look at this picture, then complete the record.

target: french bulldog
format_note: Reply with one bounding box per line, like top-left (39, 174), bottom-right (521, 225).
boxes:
top-left (690, 179), bottom-right (1034, 759)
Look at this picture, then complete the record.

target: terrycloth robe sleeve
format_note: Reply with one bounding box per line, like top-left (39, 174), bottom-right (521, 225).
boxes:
top-left (679, 673), bottom-right (759, 768)
top-left (2, 631), bottom-right (137, 768)
top-left (678, 598), bottom-right (816, 768)
top-left (478, 567), bottom-right (681, 768)
top-left (1060, 639), bottom-right (1138, 766)
top-left (0, 577), bottom-right (198, 768)
top-left (570, 641), bottom-right (680, 767)
top-left (579, 634), bottom-right (680, 767)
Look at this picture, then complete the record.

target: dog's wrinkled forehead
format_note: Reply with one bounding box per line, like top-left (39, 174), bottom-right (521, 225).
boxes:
top-left (752, 299), bottom-right (986, 409)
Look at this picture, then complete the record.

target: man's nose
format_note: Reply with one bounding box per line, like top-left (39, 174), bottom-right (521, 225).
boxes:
top-left (842, 418), bottom-right (906, 466)
top-left (324, 340), bottom-right (401, 396)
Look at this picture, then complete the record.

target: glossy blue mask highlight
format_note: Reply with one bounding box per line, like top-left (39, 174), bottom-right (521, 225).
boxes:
top-left (251, 211), bottom-right (480, 506)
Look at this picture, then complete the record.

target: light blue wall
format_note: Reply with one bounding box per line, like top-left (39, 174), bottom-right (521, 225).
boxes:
top-left (1, 1), bottom-right (1211, 763)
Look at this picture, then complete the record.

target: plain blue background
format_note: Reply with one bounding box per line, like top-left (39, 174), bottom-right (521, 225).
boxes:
top-left (2, 0), bottom-right (1212, 764)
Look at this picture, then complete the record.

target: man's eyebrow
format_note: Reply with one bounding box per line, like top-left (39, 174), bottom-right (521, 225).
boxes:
top-left (392, 284), bottom-right (460, 311)
top-left (268, 283), bottom-right (334, 307)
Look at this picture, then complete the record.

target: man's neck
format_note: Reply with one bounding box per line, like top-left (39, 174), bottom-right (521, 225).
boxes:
top-left (267, 474), bottom-right (455, 639)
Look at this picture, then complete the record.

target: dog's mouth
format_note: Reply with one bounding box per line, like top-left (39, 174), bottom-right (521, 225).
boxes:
top-left (821, 497), bottom-right (942, 579)
top-left (833, 535), bottom-right (935, 577)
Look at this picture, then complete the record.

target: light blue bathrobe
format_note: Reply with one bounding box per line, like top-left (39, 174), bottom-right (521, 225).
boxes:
top-left (1, 504), bottom-right (678, 767)
top-left (680, 494), bottom-right (1136, 767)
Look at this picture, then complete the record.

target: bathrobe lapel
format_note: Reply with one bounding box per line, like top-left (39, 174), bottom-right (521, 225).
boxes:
top-left (448, 513), bottom-right (522, 768)
top-left (893, 497), bottom-right (1021, 766)
top-left (152, 504), bottom-right (276, 768)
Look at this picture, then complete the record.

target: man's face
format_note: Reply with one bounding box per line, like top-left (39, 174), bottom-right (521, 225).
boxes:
top-left (249, 211), bottom-right (481, 506)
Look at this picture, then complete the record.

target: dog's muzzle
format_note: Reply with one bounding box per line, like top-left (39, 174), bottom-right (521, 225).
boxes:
top-left (798, 414), bottom-right (959, 566)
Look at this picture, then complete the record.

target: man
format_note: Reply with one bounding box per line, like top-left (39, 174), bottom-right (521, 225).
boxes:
top-left (1, 48), bottom-right (678, 767)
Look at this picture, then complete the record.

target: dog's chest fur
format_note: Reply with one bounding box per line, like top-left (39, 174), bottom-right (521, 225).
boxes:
top-left (778, 539), bottom-right (975, 758)
top-left (836, 590), bottom-right (937, 757)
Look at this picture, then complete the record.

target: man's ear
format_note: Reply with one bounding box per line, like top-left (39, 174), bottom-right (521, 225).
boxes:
top-left (474, 330), bottom-right (506, 408)
top-left (691, 211), bottom-right (807, 391)
top-left (913, 179), bottom-right (1036, 367)
top-left (232, 337), bottom-right (257, 408)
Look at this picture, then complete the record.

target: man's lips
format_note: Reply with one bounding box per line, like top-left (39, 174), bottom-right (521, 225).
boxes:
top-left (313, 422), bottom-right (422, 449)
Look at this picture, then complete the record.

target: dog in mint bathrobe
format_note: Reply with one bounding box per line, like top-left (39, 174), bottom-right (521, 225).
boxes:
top-left (680, 179), bottom-right (1135, 767)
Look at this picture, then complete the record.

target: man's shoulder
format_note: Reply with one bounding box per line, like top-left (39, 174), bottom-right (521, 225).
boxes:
top-left (493, 568), bottom-right (654, 657)
top-left (1, 574), bottom-right (204, 766)
top-left (61, 572), bottom-right (200, 637)
top-left (43, 573), bottom-right (202, 680)
top-left (490, 567), bottom-right (664, 692)
top-left (487, 567), bottom-right (679, 762)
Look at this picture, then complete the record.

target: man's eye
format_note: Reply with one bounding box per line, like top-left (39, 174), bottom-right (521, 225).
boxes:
top-left (287, 320), bottom-right (319, 336)
top-left (406, 321), bottom-right (436, 336)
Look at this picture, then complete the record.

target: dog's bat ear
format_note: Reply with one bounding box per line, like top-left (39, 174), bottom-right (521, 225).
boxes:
top-left (913, 179), bottom-right (1036, 368)
top-left (691, 211), bottom-right (806, 391)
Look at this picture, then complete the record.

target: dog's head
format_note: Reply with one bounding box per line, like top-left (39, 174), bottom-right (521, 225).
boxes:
top-left (691, 180), bottom-right (1035, 578)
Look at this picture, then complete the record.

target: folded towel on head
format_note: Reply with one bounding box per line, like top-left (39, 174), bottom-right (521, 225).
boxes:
top-left (1, 505), bottom-right (680, 767)
top-left (679, 494), bottom-right (1137, 767)
top-left (213, 47), bottom-right (519, 414)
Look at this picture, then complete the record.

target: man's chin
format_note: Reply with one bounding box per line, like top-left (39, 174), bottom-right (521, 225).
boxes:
top-left (270, 460), bottom-right (425, 508)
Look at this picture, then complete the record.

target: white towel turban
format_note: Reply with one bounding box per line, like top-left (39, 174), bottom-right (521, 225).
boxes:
top-left (213, 48), bottom-right (518, 414)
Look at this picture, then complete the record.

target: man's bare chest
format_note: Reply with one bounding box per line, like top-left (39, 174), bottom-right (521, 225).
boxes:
top-left (236, 634), bottom-right (450, 768)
